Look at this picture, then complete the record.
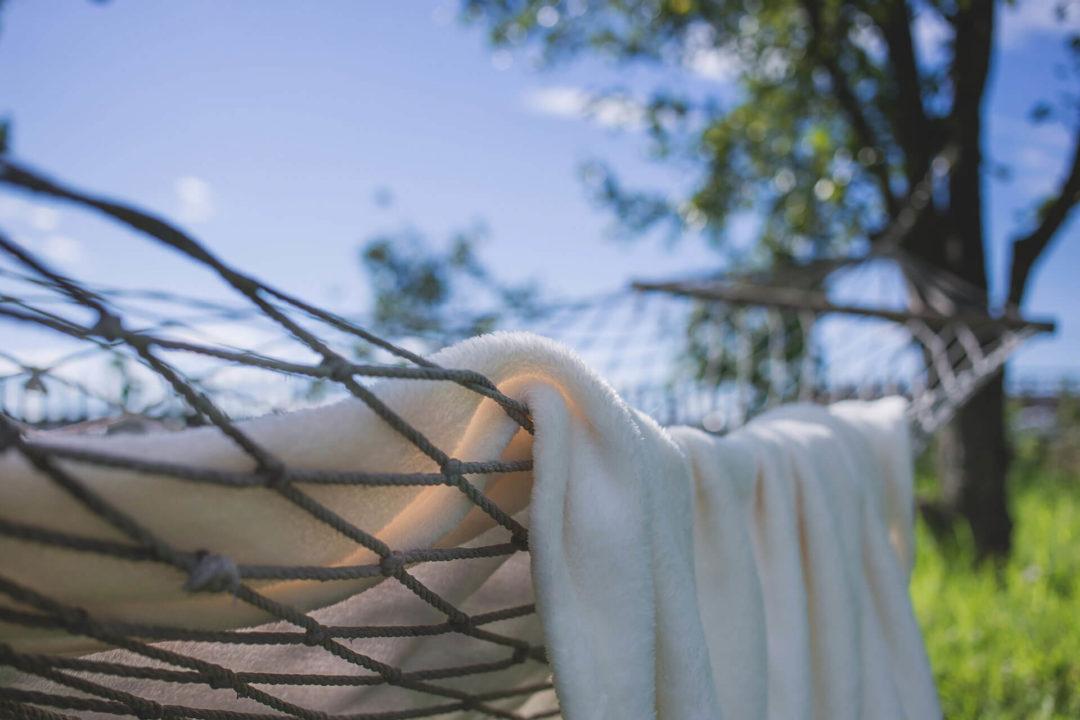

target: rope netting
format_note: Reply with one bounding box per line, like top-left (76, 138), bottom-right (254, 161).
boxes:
top-left (0, 159), bottom-right (552, 719)
top-left (1, 253), bottom-right (1048, 441)
top-left (0, 155), bottom-right (1053, 719)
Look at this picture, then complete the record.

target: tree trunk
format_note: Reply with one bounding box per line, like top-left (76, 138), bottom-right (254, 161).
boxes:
top-left (903, 125), bottom-right (1013, 557)
top-left (936, 369), bottom-right (1012, 558)
top-left (905, 0), bottom-right (1011, 558)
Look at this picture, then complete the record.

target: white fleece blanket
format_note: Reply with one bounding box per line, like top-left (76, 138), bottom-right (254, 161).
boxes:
top-left (0, 332), bottom-right (939, 719)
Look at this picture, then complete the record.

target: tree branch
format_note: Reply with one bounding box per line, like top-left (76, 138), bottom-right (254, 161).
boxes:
top-left (1007, 126), bottom-right (1080, 308)
top-left (936, 0), bottom-right (994, 290)
top-left (949, 0), bottom-right (995, 131)
top-left (800, 0), bottom-right (900, 217)
top-left (876, 1), bottom-right (935, 184)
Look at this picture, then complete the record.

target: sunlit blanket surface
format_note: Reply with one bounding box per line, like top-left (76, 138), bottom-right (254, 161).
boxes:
top-left (0, 332), bottom-right (940, 719)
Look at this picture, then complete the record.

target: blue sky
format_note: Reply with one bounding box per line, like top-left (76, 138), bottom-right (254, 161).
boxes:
top-left (0, 0), bottom-right (1076, 377)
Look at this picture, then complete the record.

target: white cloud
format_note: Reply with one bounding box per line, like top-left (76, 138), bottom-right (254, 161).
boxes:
top-left (682, 21), bottom-right (742, 83)
top-left (174, 176), bottom-right (216, 224)
top-left (992, 113), bottom-right (1072, 152)
top-left (40, 235), bottom-right (82, 265)
top-left (430, 1), bottom-right (453, 26)
top-left (522, 86), bottom-right (646, 130)
top-left (990, 112), bottom-right (1074, 197)
top-left (999, 0), bottom-right (1079, 48)
top-left (1041, 124), bottom-right (1072, 149)
top-left (523, 86), bottom-right (588, 118)
top-left (491, 49), bottom-right (513, 71)
top-left (1018, 146), bottom-right (1055, 172)
top-left (0, 196), bottom-right (62, 231)
top-left (29, 206), bottom-right (61, 232)
top-left (0, 195), bottom-right (29, 222)
top-left (685, 46), bottom-right (741, 83)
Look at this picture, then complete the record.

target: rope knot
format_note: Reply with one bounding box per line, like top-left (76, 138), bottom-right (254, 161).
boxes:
top-left (441, 458), bottom-right (462, 477)
top-left (23, 369), bottom-right (47, 394)
top-left (379, 552), bottom-right (404, 578)
top-left (303, 627), bottom-right (328, 646)
top-left (259, 460), bottom-right (289, 490)
top-left (318, 356), bottom-right (354, 383)
top-left (184, 552), bottom-right (241, 594)
top-left (230, 274), bottom-right (260, 296)
top-left (378, 664), bottom-right (403, 684)
top-left (90, 312), bottom-right (124, 341)
top-left (511, 531), bottom-right (529, 552)
top-left (134, 701), bottom-right (165, 720)
top-left (511, 646), bottom-right (530, 664)
top-left (204, 668), bottom-right (239, 691)
top-left (447, 612), bottom-right (472, 632)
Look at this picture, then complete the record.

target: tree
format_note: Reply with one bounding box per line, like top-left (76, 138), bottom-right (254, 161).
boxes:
top-left (464, 0), bottom-right (1080, 559)
top-left (360, 223), bottom-right (539, 345)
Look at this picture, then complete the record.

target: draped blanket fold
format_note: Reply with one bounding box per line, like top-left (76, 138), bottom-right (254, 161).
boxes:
top-left (0, 332), bottom-right (940, 719)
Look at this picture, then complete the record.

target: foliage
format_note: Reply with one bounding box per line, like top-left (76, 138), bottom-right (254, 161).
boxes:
top-left (360, 223), bottom-right (538, 343)
top-left (463, 0), bottom-right (1080, 560)
top-left (912, 438), bottom-right (1080, 719)
top-left (682, 303), bottom-right (815, 409)
top-left (463, 0), bottom-right (1078, 275)
top-left (479, 0), bottom-right (892, 260)
top-left (1015, 383), bottom-right (1080, 476)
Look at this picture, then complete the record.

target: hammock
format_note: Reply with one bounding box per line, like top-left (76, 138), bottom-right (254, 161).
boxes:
top-left (0, 158), bottom-right (1053, 719)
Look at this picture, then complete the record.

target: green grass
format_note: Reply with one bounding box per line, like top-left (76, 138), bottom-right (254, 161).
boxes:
top-left (911, 450), bottom-right (1080, 719)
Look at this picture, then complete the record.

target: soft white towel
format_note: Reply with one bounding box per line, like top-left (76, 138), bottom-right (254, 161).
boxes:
top-left (671, 399), bottom-right (940, 720)
top-left (0, 332), bottom-right (938, 719)
top-left (0, 332), bottom-right (716, 719)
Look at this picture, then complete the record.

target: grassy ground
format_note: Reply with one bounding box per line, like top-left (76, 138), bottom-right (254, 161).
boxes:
top-left (911, 431), bottom-right (1080, 719)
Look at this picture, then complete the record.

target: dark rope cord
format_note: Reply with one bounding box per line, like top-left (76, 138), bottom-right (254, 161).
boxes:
top-left (0, 160), bottom-right (549, 717)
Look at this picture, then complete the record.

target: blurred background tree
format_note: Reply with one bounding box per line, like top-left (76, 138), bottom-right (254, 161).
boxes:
top-left (1, 0), bottom-right (1072, 561)
top-left (460, 0), bottom-right (1080, 560)
top-left (361, 222), bottom-right (539, 343)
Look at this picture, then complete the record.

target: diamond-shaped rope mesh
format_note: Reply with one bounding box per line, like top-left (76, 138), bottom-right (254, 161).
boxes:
top-left (0, 159), bottom-right (554, 719)
top-left (0, 156), bottom-right (1052, 719)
